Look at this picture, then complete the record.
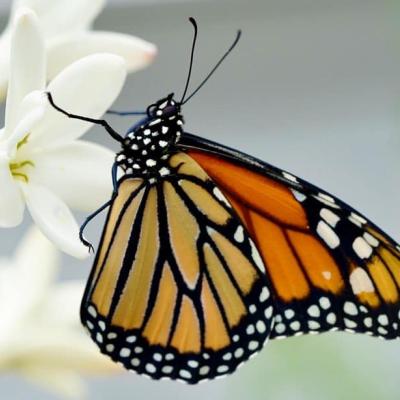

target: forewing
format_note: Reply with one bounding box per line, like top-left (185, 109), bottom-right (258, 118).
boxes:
top-left (180, 134), bottom-right (400, 340)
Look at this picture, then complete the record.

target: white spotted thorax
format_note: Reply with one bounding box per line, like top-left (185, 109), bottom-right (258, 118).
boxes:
top-left (116, 94), bottom-right (184, 176)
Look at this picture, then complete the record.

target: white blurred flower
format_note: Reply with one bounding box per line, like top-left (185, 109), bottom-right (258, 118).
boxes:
top-left (0, 9), bottom-right (126, 258)
top-left (0, 0), bottom-right (157, 101)
top-left (0, 227), bottom-right (120, 399)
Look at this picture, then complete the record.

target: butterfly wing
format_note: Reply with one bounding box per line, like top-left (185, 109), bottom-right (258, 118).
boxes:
top-left (179, 133), bottom-right (400, 340)
top-left (81, 152), bottom-right (274, 383)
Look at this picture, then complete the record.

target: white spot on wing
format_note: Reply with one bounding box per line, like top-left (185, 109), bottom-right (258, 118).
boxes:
top-left (179, 369), bottom-right (192, 379)
top-left (88, 306), bottom-right (97, 318)
top-left (344, 318), bottom-right (357, 329)
top-left (282, 171), bottom-right (298, 182)
top-left (353, 237), bottom-right (373, 259)
top-left (256, 320), bottom-right (267, 333)
top-left (250, 240), bottom-right (265, 272)
top-left (248, 341), bottom-right (259, 351)
top-left (234, 226), bottom-right (245, 243)
top-left (344, 301), bottom-right (358, 316)
top-left (350, 212), bottom-right (367, 224)
top-left (213, 187), bottom-right (231, 207)
top-left (326, 312), bottom-right (336, 324)
top-left (290, 321), bottom-right (301, 331)
top-left (319, 297), bottom-right (331, 309)
top-left (265, 306), bottom-right (273, 319)
top-left (320, 208), bottom-right (340, 227)
top-left (307, 305), bottom-right (320, 317)
top-left (259, 287), bottom-right (270, 302)
top-left (275, 323), bottom-right (286, 334)
top-left (350, 267), bottom-right (375, 294)
top-left (285, 309), bottom-right (295, 319)
top-left (363, 232), bottom-right (379, 247)
top-left (316, 221), bottom-right (340, 249)
top-left (378, 314), bottom-right (389, 326)
top-left (146, 363), bottom-right (157, 373)
top-left (199, 366), bottom-right (210, 375)
top-left (234, 348), bottom-right (244, 358)
top-left (291, 189), bottom-right (306, 202)
top-left (364, 317), bottom-right (372, 327)
top-left (120, 348), bottom-right (131, 357)
top-left (313, 193), bottom-right (340, 209)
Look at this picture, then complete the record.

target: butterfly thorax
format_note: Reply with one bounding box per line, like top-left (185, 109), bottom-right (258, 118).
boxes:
top-left (116, 94), bottom-right (184, 177)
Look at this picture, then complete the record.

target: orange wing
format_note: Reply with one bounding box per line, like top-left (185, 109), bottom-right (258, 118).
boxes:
top-left (185, 146), bottom-right (400, 340)
top-left (81, 152), bottom-right (273, 383)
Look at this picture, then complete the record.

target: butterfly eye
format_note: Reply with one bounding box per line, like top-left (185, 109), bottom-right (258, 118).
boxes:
top-left (162, 105), bottom-right (179, 117)
top-left (146, 104), bottom-right (157, 116)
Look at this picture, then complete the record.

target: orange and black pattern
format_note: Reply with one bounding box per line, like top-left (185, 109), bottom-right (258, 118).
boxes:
top-left (81, 152), bottom-right (273, 384)
top-left (183, 136), bottom-right (400, 340)
top-left (72, 92), bottom-right (400, 385)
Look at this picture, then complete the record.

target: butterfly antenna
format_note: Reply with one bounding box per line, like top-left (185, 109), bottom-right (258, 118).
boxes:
top-left (182, 29), bottom-right (242, 105)
top-left (180, 17), bottom-right (198, 104)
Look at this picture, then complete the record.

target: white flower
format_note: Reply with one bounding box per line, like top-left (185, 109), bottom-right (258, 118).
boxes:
top-left (0, 227), bottom-right (121, 399)
top-left (0, 8), bottom-right (127, 258)
top-left (0, 0), bottom-right (157, 101)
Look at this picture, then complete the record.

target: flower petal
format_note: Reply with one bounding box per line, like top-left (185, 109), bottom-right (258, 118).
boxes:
top-left (6, 91), bottom-right (47, 155)
top-left (5, 8), bottom-right (46, 136)
top-left (29, 140), bottom-right (114, 211)
top-left (14, 0), bottom-right (106, 36)
top-left (20, 183), bottom-right (88, 258)
top-left (0, 36), bottom-right (10, 103)
top-left (14, 227), bottom-right (59, 311)
top-left (0, 160), bottom-right (24, 227)
top-left (0, 228), bottom-right (58, 342)
top-left (40, 281), bottom-right (85, 328)
top-left (46, 31), bottom-right (157, 80)
top-left (31, 54), bottom-right (126, 147)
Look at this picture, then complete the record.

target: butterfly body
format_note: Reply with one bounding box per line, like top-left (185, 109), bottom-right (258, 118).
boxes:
top-left (116, 94), bottom-right (183, 178)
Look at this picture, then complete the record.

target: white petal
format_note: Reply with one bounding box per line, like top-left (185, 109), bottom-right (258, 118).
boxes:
top-left (5, 8), bottom-right (46, 136)
top-left (29, 140), bottom-right (114, 211)
top-left (0, 160), bottom-right (24, 227)
top-left (47, 31), bottom-right (157, 80)
top-left (31, 54), bottom-right (126, 147)
top-left (14, 227), bottom-right (59, 309)
top-left (6, 91), bottom-right (47, 155)
top-left (0, 36), bottom-right (10, 102)
top-left (16, 0), bottom-right (105, 36)
top-left (41, 281), bottom-right (84, 328)
top-left (21, 183), bottom-right (88, 259)
top-left (12, 326), bottom-right (119, 375)
top-left (0, 228), bottom-right (58, 342)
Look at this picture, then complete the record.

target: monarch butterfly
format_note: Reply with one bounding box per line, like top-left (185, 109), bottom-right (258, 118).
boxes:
top-left (47, 18), bottom-right (400, 384)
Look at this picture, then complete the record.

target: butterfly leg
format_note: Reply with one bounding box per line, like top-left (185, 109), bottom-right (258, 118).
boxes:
top-left (46, 92), bottom-right (124, 143)
top-left (79, 200), bottom-right (113, 253)
top-left (80, 163), bottom-right (119, 253)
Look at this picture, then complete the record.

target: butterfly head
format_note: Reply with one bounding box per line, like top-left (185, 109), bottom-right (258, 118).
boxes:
top-left (146, 93), bottom-right (182, 119)
top-left (118, 94), bottom-right (184, 175)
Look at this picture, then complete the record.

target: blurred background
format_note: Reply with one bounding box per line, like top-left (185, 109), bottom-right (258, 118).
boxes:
top-left (1, 0), bottom-right (400, 399)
